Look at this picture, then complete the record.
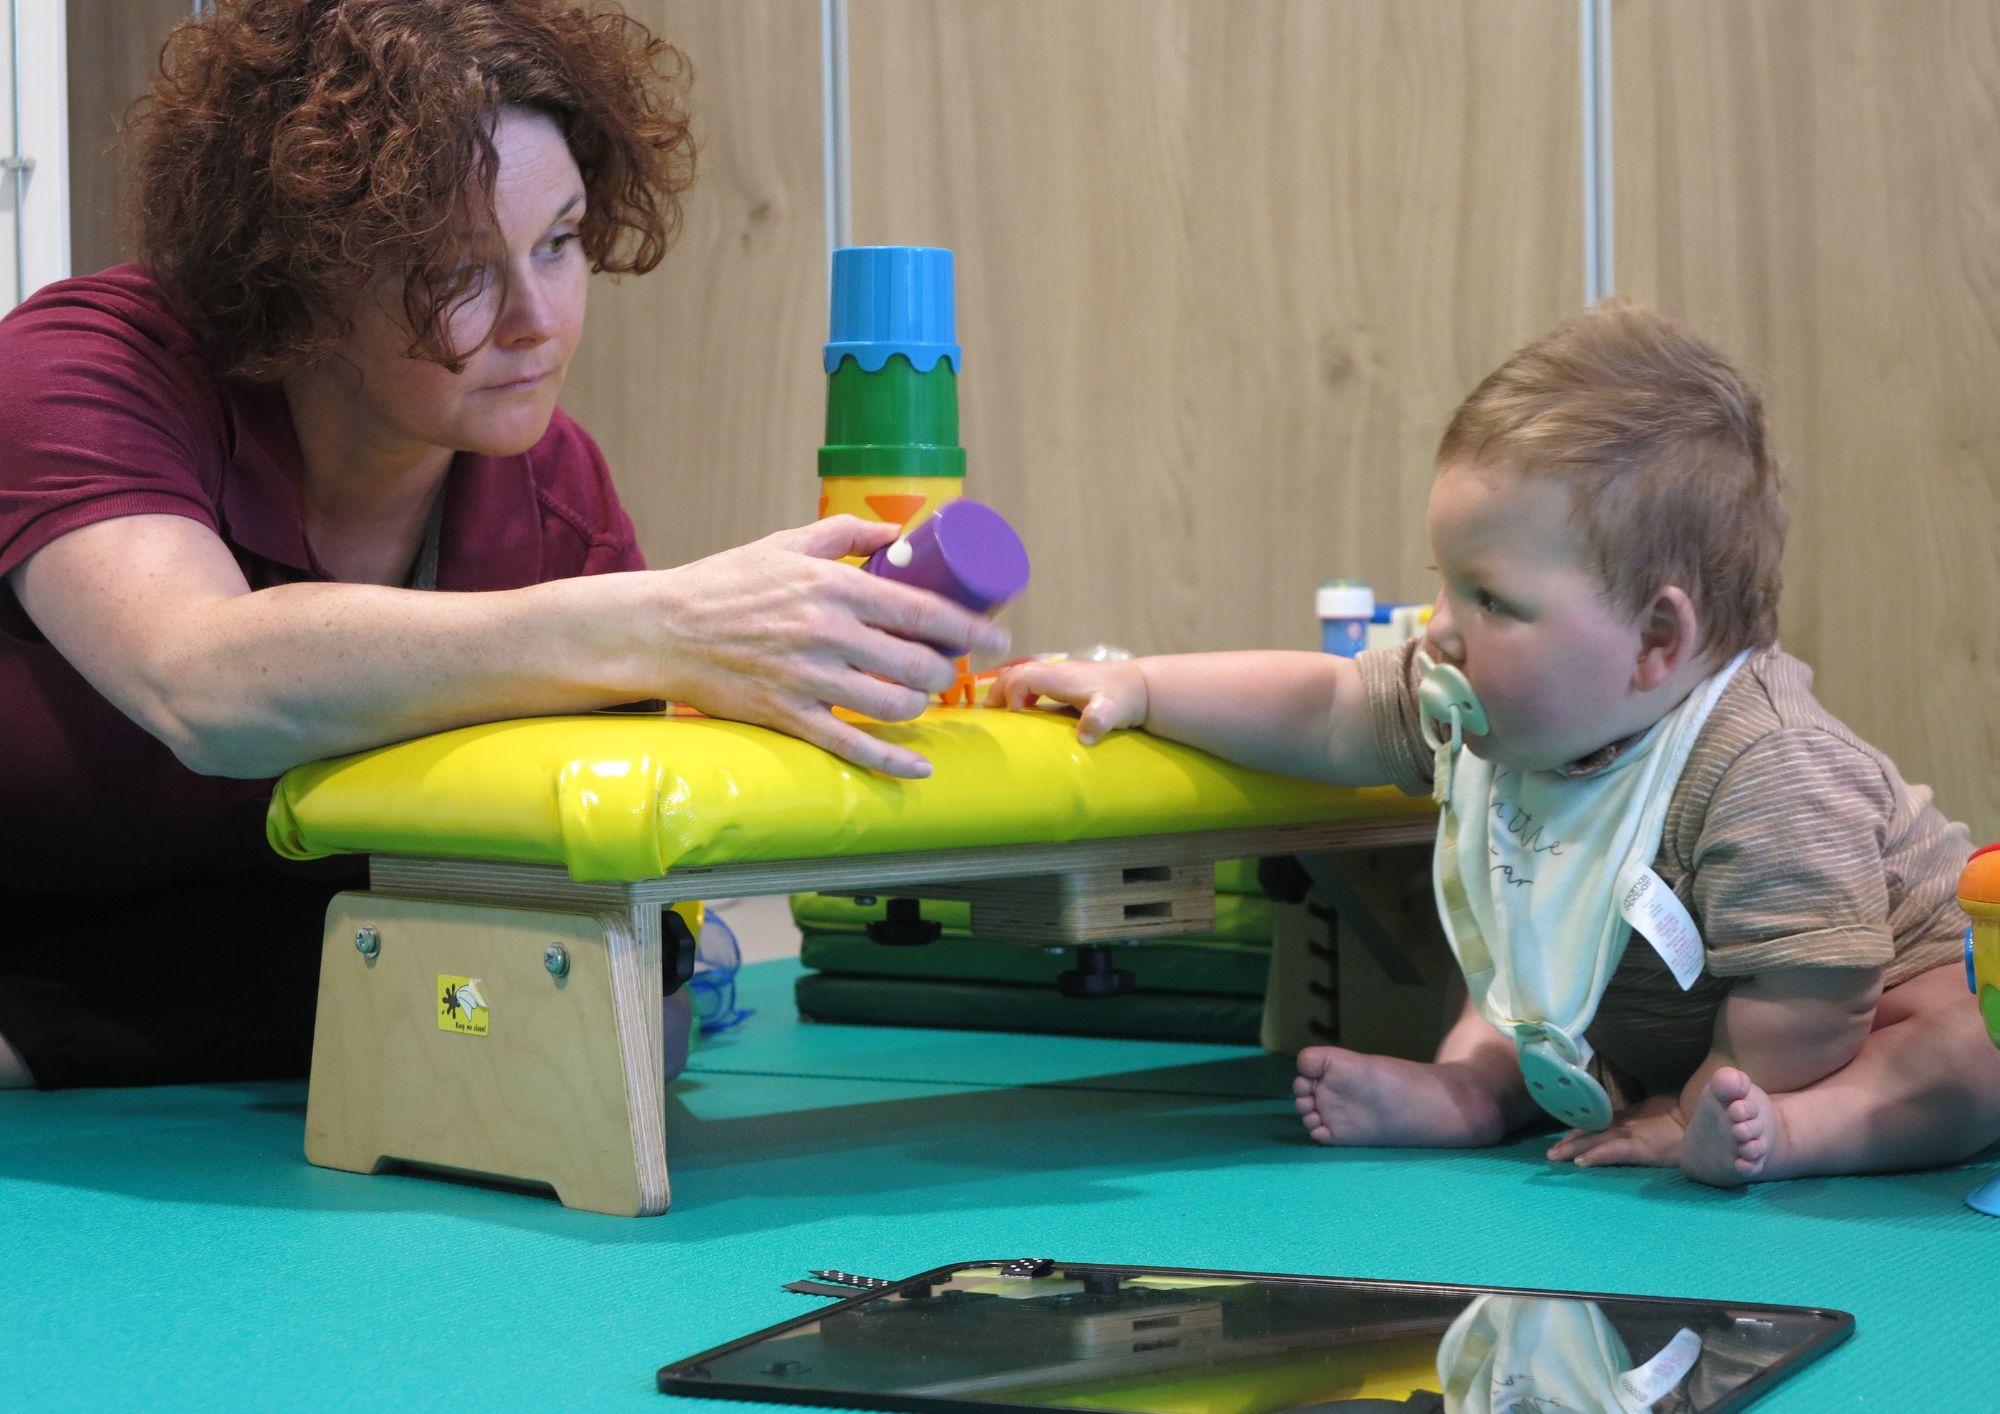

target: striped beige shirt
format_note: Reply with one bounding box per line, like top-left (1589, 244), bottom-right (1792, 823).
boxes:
top-left (1358, 641), bottom-right (1973, 1099)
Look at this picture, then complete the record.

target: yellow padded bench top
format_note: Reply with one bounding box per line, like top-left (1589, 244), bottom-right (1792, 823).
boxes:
top-left (268, 706), bottom-right (1433, 883)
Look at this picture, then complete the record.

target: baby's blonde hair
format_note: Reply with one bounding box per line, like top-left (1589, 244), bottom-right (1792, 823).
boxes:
top-left (1437, 300), bottom-right (1786, 659)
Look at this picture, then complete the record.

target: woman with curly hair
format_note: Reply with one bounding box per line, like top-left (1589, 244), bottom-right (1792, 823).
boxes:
top-left (0, 1), bottom-right (1003, 1090)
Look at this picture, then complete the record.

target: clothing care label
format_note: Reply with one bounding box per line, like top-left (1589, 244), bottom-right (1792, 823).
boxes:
top-left (1617, 865), bottom-right (1705, 990)
top-left (1617, 1327), bottom-right (1703, 1408)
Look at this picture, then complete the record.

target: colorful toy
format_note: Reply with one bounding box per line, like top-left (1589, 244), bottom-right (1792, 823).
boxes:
top-left (820, 244), bottom-right (1026, 701)
top-left (818, 245), bottom-right (965, 535)
top-left (864, 496), bottom-right (1029, 657)
top-left (1961, 842), bottom-right (2000, 1215)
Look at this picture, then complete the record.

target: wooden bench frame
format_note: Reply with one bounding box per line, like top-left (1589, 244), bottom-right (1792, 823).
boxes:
top-left (304, 815), bottom-right (1437, 1216)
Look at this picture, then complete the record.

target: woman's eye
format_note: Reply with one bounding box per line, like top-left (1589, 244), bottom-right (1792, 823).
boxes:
top-left (546, 232), bottom-right (579, 256)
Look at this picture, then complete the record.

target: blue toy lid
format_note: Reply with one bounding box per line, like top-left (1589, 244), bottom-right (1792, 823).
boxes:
top-left (825, 245), bottom-right (963, 375)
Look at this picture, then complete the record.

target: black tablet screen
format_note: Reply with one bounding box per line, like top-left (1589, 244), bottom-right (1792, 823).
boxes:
top-left (658, 1261), bottom-right (1851, 1413)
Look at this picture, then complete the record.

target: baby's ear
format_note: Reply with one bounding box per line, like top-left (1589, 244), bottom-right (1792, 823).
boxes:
top-left (1633, 585), bottom-right (1700, 692)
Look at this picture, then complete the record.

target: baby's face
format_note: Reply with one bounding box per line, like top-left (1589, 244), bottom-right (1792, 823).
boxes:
top-left (1423, 460), bottom-right (1661, 772)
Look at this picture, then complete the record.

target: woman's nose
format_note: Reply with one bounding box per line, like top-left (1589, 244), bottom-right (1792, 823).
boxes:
top-left (498, 270), bottom-right (556, 346)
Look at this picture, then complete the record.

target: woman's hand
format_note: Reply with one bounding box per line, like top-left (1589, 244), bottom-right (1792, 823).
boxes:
top-left (985, 657), bottom-right (1150, 745)
top-left (642, 515), bottom-right (1011, 778)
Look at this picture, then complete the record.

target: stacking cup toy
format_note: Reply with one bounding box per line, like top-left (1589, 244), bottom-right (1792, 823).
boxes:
top-left (819, 246), bottom-right (965, 540)
top-left (1961, 842), bottom-right (2000, 1215)
top-left (864, 497), bottom-right (1029, 656)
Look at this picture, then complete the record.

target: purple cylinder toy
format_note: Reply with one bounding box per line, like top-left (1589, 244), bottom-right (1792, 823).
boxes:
top-left (864, 498), bottom-right (1029, 654)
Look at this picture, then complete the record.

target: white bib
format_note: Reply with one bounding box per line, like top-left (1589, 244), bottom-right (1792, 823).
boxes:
top-left (1421, 651), bottom-right (1746, 1130)
top-left (1436, 1294), bottom-right (1702, 1414)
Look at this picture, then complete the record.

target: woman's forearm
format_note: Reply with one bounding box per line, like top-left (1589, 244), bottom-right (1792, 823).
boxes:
top-left (144, 575), bottom-right (641, 777)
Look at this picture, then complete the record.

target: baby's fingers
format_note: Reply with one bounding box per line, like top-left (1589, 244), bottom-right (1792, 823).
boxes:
top-left (988, 663), bottom-right (1067, 711)
top-left (1076, 694), bottom-right (1130, 745)
top-left (1546, 1127), bottom-right (1620, 1164)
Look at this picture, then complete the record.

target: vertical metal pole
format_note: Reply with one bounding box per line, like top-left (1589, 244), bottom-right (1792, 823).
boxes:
top-left (820, 0), bottom-right (852, 261)
top-left (7, 0), bottom-right (29, 308)
top-left (1579, 0), bottom-right (1615, 305)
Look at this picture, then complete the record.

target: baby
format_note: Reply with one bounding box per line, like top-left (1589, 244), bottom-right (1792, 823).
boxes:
top-left (991, 301), bottom-right (2000, 1186)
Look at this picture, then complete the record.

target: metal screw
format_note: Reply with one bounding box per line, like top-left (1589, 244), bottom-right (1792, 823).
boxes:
top-left (354, 925), bottom-right (380, 958)
top-left (544, 943), bottom-right (570, 978)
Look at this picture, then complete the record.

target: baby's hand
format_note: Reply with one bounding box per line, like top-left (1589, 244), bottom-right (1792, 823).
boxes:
top-left (1545, 1094), bottom-right (1685, 1169)
top-left (985, 659), bottom-right (1149, 745)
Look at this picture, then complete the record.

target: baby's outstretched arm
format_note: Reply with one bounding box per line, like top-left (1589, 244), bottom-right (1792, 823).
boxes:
top-left (986, 651), bottom-right (1388, 785)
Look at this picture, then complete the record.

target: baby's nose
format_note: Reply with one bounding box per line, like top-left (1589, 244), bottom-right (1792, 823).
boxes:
top-left (1424, 600), bottom-right (1464, 664)
top-left (1422, 636), bottom-right (1464, 673)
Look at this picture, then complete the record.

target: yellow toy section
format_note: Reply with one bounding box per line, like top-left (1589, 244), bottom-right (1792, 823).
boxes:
top-left (267, 706), bottom-right (1431, 883)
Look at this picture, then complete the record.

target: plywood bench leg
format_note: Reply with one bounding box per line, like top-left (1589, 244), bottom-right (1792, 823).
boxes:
top-left (304, 891), bottom-right (669, 1216)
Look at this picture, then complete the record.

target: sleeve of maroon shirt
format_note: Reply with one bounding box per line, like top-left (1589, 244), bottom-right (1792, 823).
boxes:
top-left (0, 267), bottom-right (230, 587)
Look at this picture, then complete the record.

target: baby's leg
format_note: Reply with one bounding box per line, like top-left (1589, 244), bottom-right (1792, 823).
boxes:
top-left (1682, 963), bottom-right (2000, 1185)
top-left (1293, 989), bottom-right (1536, 1147)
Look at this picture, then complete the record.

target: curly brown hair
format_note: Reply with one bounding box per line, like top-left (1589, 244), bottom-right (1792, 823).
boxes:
top-left (126, 0), bottom-right (696, 380)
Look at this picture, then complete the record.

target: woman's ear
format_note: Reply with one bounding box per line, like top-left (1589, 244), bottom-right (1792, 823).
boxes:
top-left (1632, 585), bottom-right (1701, 692)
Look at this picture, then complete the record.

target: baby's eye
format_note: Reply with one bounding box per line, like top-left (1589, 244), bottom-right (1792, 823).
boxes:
top-left (1474, 588), bottom-right (1509, 616)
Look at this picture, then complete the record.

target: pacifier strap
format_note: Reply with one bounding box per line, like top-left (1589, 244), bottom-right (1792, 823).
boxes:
top-left (1431, 725), bottom-right (1491, 980)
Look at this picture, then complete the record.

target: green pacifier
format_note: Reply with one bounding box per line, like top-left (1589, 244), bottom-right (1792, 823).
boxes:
top-left (1516, 1026), bottom-right (1613, 1132)
top-left (1416, 651), bottom-right (1490, 746)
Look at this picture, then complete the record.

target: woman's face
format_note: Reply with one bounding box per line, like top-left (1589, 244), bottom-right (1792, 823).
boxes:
top-left (329, 106), bottom-right (590, 461)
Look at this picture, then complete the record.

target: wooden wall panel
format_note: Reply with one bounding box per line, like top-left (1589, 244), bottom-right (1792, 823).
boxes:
top-left (65, 0), bottom-right (192, 276)
top-left (557, 1), bottom-right (828, 567)
top-left (847, 0), bottom-right (1582, 658)
top-left (1616, 0), bottom-right (2000, 841)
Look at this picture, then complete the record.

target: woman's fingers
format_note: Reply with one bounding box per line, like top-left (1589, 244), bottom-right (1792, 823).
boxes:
top-left (837, 569), bottom-right (1011, 659)
top-left (774, 698), bottom-right (933, 779)
top-left (770, 513), bottom-right (903, 561)
top-left (839, 623), bottom-right (961, 697)
top-left (823, 669), bottom-right (933, 725)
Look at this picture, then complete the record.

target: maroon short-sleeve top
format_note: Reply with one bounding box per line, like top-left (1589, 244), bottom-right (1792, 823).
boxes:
top-left (0, 265), bottom-right (646, 893)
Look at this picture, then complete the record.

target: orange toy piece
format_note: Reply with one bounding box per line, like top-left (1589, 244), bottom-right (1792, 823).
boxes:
top-left (1960, 842), bottom-right (2000, 1216)
top-left (1962, 843), bottom-right (2000, 1050)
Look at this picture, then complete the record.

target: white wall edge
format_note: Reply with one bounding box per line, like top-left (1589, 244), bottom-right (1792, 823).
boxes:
top-left (8, 0), bottom-right (68, 305)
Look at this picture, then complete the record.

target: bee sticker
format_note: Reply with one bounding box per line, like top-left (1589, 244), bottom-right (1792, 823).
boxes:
top-left (438, 976), bottom-right (490, 1036)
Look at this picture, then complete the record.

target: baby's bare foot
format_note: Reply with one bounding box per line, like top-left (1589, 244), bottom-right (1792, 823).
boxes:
top-left (1293, 1046), bottom-right (1510, 1148)
top-left (1682, 1067), bottom-right (1783, 1186)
